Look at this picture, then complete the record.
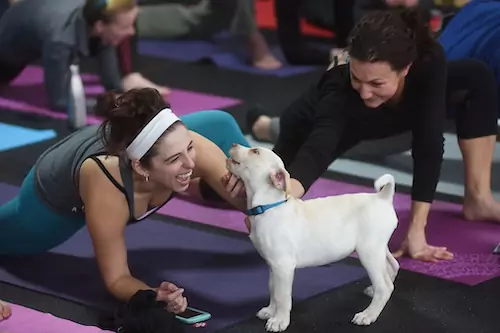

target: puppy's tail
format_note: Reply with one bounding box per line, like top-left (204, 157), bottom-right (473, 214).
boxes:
top-left (374, 173), bottom-right (395, 202)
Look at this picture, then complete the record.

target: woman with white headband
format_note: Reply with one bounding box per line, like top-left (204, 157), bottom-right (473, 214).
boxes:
top-left (0, 88), bottom-right (249, 316)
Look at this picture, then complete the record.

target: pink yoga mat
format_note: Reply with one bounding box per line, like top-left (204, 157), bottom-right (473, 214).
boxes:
top-left (0, 66), bottom-right (241, 123)
top-left (157, 178), bottom-right (500, 286)
top-left (0, 303), bottom-right (111, 333)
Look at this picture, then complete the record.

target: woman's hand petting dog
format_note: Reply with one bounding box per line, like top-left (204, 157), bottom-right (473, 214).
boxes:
top-left (156, 282), bottom-right (188, 314)
top-left (221, 172), bottom-right (246, 198)
top-left (221, 173), bottom-right (251, 233)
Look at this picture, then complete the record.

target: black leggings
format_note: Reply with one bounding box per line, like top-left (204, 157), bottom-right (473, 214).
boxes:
top-left (273, 59), bottom-right (499, 168)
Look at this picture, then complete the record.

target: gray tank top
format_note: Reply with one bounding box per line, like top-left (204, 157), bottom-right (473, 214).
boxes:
top-left (34, 125), bottom-right (173, 222)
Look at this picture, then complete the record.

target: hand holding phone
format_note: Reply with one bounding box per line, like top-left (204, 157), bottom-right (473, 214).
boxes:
top-left (176, 307), bottom-right (212, 324)
top-left (156, 282), bottom-right (188, 314)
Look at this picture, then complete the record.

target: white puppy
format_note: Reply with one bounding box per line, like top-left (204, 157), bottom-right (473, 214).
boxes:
top-left (226, 144), bottom-right (400, 332)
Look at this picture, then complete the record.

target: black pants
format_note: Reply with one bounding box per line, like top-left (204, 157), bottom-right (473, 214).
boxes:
top-left (273, 59), bottom-right (499, 168)
top-left (275, 0), bottom-right (355, 65)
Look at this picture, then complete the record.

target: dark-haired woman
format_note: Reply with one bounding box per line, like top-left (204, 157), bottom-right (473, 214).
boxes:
top-left (244, 8), bottom-right (500, 263)
top-left (0, 88), bottom-right (249, 312)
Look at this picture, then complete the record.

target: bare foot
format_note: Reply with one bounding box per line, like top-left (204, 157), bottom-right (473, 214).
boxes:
top-left (247, 31), bottom-right (283, 70)
top-left (122, 73), bottom-right (171, 96)
top-left (463, 196), bottom-right (500, 222)
top-left (0, 300), bottom-right (12, 321)
top-left (393, 229), bottom-right (454, 263)
top-left (253, 54), bottom-right (283, 70)
top-left (251, 115), bottom-right (272, 141)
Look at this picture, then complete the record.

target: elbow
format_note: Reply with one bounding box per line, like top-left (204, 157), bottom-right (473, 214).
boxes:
top-left (105, 275), bottom-right (123, 295)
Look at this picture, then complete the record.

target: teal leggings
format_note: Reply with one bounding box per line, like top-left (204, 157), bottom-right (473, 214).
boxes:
top-left (0, 110), bottom-right (250, 255)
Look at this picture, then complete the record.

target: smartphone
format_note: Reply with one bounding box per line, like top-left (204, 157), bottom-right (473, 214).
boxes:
top-left (175, 307), bottom-right (212, 324)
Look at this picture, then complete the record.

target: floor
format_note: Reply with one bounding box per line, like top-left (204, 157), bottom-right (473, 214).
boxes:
top-left (0, 19), bottom-right (500, 333)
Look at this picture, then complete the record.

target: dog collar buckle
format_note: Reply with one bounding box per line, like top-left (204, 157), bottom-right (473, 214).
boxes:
top-left (246, 199), bottom-right (287, 216)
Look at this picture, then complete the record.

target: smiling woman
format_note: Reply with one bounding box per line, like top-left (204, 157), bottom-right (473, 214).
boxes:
top-left (0, 88), bottom-right (250, 313)
top-left (0, 0), bottom-right (167, 114)
top-left (244, 7), bottom-right (500, 265)
top-left (83, 0), bottom-right (138, 47)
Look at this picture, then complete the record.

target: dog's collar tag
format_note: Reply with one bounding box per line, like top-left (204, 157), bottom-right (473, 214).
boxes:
top-left (246, 199), bottom-right (287, 216)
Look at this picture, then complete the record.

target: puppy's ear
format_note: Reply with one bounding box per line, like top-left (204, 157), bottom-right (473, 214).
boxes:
top-left (269, 167), bottom-right (292, 198)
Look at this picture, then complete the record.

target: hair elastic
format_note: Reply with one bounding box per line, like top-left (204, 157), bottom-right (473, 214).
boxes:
top-left (125, 108), bottom-right (181, 160)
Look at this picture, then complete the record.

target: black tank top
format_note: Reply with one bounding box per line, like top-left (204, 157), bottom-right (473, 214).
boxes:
top-left (86, 156), bottom-right (174, 224)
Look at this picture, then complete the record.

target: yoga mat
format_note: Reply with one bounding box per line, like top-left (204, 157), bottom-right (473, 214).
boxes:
top-left (0, 303), bottom-right (111, 333)
top-left (0, 122), bottom-right (56, 152)
top-left (0, 182), bottom-right (367, 333)
top-left (0, 66), bottom-right (241, 123)
top-left (156, 178), bottom-right (500, 286)
top-left (138, 34), bottom-right (321, 77)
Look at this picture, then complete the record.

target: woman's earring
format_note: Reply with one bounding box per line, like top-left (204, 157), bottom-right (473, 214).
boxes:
top-left (144, 174), bottom-right (149, 182)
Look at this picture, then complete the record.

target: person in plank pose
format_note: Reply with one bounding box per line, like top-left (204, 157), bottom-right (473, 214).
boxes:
top-left (0, 88), bottom-right (251, 314)
top-left (242, 8), bottom-right (500, 263)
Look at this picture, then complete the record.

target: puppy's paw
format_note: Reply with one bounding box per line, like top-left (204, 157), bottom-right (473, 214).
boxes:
top-left (352, 310), bottom-right (378, 326)
top-left (257, 306), bottom-right (275, 320)
top-left (363, 286), bottom-right (374, 298)
top-left (265, 314), bottom-right (290, 332)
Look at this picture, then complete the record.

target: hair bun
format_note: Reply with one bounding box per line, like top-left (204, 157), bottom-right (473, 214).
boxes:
top-left (95, 91), bottom-right (119, 120)
top-left (95, 88), bottom-right (165, 122)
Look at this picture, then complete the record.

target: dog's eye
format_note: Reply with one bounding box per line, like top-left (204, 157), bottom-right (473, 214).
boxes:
top-left (251, 148), bottom-right (260, 155)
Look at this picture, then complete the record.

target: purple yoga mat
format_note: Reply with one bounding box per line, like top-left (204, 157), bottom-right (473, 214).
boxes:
top-left (0, 182), bottom-right (367, 333)
top-left (157, 178), bottom-right (500, 286)
top-left (138, 36), bottom-right (320, 77)
top-left (0, 66), bottom-right (241, 123)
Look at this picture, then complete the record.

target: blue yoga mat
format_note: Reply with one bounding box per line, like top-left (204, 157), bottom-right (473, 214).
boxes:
top-left (137, 34), bottom-right (323, 77)
top-left (0, 122), bottom-right (56, 152)
top-left (0, 183), bottom-right (367, 332)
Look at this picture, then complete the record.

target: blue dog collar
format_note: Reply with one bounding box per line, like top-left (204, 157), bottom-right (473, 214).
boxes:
top-left (246, 199), bottom-right (288, 216)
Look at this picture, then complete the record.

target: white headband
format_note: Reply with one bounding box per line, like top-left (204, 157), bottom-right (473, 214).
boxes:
top-left (125, 108), bottom-right (181, 160)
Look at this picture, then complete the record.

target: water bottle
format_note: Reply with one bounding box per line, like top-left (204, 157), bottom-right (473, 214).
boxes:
top-left (67, 64), bottom-right (87, 130)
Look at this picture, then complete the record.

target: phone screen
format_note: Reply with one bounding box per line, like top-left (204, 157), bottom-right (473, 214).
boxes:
top-left (177, 308), bottom-right (204, 319)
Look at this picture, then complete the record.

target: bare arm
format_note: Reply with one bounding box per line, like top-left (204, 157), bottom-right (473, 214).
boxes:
top-left (79, 159), bottom-right (153, 301)
top-left (190, 131), bottom-right (247, 211)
